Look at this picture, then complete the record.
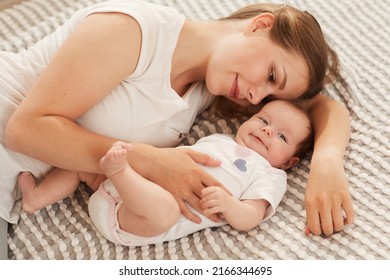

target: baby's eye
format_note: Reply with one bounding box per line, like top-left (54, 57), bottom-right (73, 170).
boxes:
top-left (259, 117), bottom-right (268, 125)
top-left (278, 133), bottom-right (287, 142)
top-left (268, 68), bottom-right (276, 83)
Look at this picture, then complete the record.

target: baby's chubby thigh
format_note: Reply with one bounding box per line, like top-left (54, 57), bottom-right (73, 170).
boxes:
top-left (88, 182), bottom-right (121, 244)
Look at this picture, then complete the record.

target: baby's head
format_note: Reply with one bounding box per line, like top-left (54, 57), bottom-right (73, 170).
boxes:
top-left (235, 100), bottom-right (313, 170)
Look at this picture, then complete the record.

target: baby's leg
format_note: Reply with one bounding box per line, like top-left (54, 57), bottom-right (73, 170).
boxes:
top-left (18, 169), bottom-right (81, 214)
top-left (78, 172), bottom-right (106, 192)
top-left (100, 141), bottom-right (180, 237)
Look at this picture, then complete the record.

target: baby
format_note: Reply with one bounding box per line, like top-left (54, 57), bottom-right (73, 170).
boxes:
top-left (18, 100), bottom-right (313, 246)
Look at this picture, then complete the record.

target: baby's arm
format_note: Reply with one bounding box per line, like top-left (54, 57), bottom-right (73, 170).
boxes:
top-left (200, 187), bottom-right (269, 231)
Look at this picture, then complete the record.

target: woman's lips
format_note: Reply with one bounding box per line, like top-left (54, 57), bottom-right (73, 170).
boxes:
top-left (229, 75), bottom-right (239, 98)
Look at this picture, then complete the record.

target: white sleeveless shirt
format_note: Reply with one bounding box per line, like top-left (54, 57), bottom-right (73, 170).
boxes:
top-left (0, 0), bottom-right (214, 223)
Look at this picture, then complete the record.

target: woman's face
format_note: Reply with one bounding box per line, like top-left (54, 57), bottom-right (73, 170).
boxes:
top-left (205, 26), bottom-right (309, 106)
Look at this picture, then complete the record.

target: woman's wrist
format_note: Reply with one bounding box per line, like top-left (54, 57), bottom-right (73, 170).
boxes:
top-left (309, 148), bottom-right (347, 180)
top-left (311, 146), bottom-right (346, 163)
top-left (125, 143), bottom-right (159, 180)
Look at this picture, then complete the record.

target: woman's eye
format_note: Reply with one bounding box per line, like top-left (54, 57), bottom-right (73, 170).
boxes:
top-left (278, 133), bottom-right (287, 142)
top-left (268, 68), bottom-right (276, 83)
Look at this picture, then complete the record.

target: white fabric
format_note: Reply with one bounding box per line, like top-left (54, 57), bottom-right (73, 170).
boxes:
top-left (0, 0), bottom-right (214, 223)
top-left (89, 134), bottom-right (287, 246)
top-left (4, 0), bottom-right (389, 261)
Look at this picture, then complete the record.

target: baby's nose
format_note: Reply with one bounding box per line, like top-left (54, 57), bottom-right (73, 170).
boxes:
top-left (262, 127), bottom-right (273, 137)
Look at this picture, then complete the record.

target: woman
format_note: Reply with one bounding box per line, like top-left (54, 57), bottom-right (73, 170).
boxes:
top-left (1, 0), bottom-right (353, 237)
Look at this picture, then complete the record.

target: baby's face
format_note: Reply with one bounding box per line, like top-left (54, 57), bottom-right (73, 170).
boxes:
top-left (235, 100), bottom-right (311, 169)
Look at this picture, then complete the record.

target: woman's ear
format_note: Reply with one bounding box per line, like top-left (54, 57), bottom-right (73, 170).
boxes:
top-left (280, 157), bottom-right (300, 171)
top-left (248, 13), bottom-right (275, 33)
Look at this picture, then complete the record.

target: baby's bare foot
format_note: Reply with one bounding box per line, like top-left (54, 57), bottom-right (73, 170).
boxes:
top-left (18, 172), bottom-right (35, 194)
top-left (100, 141), bottom-right (132, 177)
top-left (17, 172), bottom-right (37, 214)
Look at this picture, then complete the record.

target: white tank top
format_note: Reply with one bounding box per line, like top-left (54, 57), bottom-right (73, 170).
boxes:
top-left (0, 0), bottom-right (214, 222)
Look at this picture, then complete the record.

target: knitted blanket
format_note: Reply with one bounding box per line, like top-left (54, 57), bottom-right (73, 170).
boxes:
top-left (3, 0), bottom-right (389, 260)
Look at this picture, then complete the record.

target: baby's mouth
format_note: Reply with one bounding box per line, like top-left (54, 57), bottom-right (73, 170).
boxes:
top-left (253, 134), bottom-right (268, 150)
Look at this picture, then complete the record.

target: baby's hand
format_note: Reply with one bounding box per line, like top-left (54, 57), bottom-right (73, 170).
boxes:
top-left (200, 186), bottom-right (232, 220)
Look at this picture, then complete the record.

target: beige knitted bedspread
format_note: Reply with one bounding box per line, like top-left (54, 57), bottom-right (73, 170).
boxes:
top-left (3, 0), bottom-right (389, 260)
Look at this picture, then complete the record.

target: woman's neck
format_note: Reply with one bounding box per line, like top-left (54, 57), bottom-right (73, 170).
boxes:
top-left (170, 20), bottom-right (235, 96)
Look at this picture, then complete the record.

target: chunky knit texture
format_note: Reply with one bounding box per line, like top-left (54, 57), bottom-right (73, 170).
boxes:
top-left (3, 0), bottom-right (389, 259)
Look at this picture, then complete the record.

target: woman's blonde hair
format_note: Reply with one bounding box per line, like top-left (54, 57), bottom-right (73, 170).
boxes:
top-left (221, 3), bottom-right (340, 100)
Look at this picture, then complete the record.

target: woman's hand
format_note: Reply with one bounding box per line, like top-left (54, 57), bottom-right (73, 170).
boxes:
top-left (298, 94), bottom-right (354, 235)
top-left (304, 154), bottom-right (355, 235)
top-left (127, 144), bottom-right (229, 223)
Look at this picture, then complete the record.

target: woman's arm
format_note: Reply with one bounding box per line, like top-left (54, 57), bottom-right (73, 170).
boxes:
top-left (6, 13), bottom-right (140, 172)
top-left (200, 186), bottom-right (268, 231)
top-left (298, 94), bottom-right (355, 235)
top-left (5, 13), bottom-right (223, 223)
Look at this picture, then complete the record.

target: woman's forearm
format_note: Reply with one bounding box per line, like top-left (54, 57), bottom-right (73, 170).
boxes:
top-left (5, 113), bottom-right (117, 173)
top-left (301, 94), bottom-right (351, 160)
top-left (5, 110), bottom-right (163, 177)
top-left (298, 93), bottom-right (354, 235)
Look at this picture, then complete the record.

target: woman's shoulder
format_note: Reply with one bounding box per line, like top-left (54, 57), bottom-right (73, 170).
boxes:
top-left (86, 0), bottom-right (185, 71)
top-left (78, 0), bottom-right (185, 27)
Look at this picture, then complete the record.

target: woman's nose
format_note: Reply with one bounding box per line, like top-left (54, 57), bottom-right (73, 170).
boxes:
top-left (248, 91), bottom-right (264, 105)
top-left (248, 87), bottom-right (270, 105)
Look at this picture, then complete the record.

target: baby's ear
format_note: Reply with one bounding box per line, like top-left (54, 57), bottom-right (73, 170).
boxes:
top-left (280, 157), bottom-right (300, 171)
